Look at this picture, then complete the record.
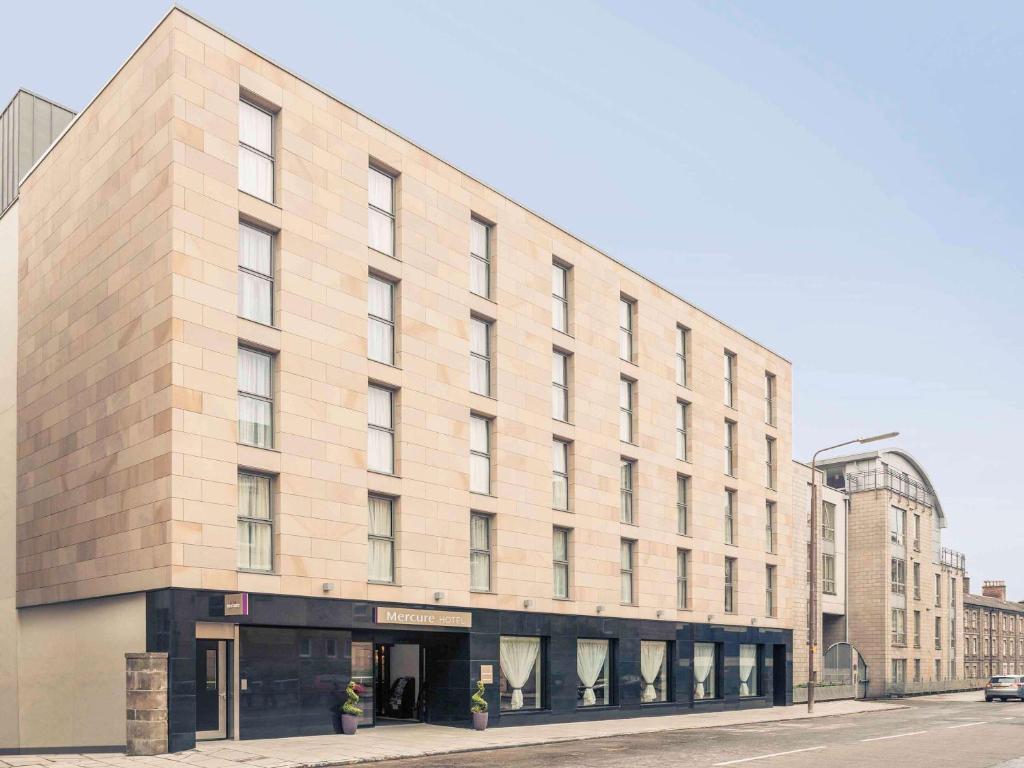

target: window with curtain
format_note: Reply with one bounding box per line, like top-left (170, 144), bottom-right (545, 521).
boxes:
top-left (469, 317), bottom-right (491, 396)
top-left (765, 436), bottom-right (776, 489)
top-left (238, 222), bottom-right (273, 324)
top-left (822, 501), bottom-right (836, 542)
top-left (239, 100), bottom-right (273, 202)
top-left (498, 636), bottom-right (541, 711)
top-left (620, 540), bottom-right (635, 605)
top-left (470, 218), bottom-right (491, 297)
top-left (620, 459), bottom-right (634, 524)
top-left (739, 644), bottom-right (759, 697)
top-left (677, 549), bottom-right (690, 609)
top-left (552, 439), bottom-right (569, 511)
top-left (765, 500), bottom-right (776, 553)
top-left (618, 297), bottom-right (634, 362)
top-left (552, 350), bottom-right (569, 421)
top-left (238, 347), bottom-right (273, 448)
top-left (470, 513), bottom-right (491, 592)
top-left (693, 643), bottom-right (717, 699)
top-left (766, 564), bottom-right (776, 617)
top-left (676, 325), bottom-right (689, 388)
top-left (764, 372), bottom-right (776, 425)
top-left (368, 495), bottom-right (395, 583)
top-left (824, 554), bottom-right (837, 594)
top-left (640, 641), bottom-right (669, 703)
top-left (368, 166), bottom-right (395, 256)
top-left (723, 351), bottom-right (736, 407)
top-left (724, 489), bottom-right (736, 545)
top-left (552, 263), bottom-right (569, 332)
top-left (367, 385), bottom-right (395, 474)
top-left (367, 275), bottom-right (395, 365)
top-left (677, 475), bottom-right (690, 535)
top-left (724, 557), bottom-right (736, 613)
top-left (577, 638), bottom-right (611, 707)
top-left (724, 419), bottom-right (736, 476)
top-left (676, 401), bottom-right (689, 461)
top-left (619, 377), bottom-right (634, 443)
top-left (553, 528), bottom-right (570, 599)
top-left (470, 415), bottom-right (491, 494)
top-left (238, 472), bottom-right (272, 571)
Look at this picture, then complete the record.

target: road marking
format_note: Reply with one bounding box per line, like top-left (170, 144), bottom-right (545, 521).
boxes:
top-left (860, 730), bottom-right (929, 742)
top-left (947, 721), bottom-right (987, 729)
top-left (713, 746), bottom-right (826, 766)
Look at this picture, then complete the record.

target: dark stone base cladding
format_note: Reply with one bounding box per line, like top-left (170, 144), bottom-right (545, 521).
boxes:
top-left (147, 589), bottom-right (792, 752)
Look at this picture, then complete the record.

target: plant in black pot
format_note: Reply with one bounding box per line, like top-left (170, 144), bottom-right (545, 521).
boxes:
top-left (470, 680), bottom-right (488, 731)
top-left (340, 681), bottom-right (363, 735)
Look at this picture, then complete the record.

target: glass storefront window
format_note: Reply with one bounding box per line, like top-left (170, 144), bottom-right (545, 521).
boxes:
top-left (498, 636), bottom-right (542, 711)
top-left (577, 638), bottom-right (611, 707)
top-left (640, 640), bottom-right (669, 703)
top-left (739, 644), bottom-right (760, 697)
top-left (694, 642), bottom-right (717, 700)
top-left (351, 641), bottom-right (375, 726)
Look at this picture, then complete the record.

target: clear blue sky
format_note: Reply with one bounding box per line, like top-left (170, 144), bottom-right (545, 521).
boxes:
top-left (5, 1), bottom-right (1022, 596)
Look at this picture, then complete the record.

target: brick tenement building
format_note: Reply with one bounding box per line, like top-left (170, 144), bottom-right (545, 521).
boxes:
top-left (1, 7), bottom-right (798, 752)
top-left (964, 581), bottom-right (1024, 679)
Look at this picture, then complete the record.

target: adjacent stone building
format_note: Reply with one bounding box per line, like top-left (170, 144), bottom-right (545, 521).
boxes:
top-left (964, 580), bottom-right (1024, 679)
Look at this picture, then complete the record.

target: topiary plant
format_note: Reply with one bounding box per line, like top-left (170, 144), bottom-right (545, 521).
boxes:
top-left (471, 679), bottom-right (488, 714)
top-left (342, 681), bottom-right (363, 717)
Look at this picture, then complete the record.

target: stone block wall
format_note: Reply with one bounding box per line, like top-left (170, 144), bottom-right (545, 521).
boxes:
top-left (126, 652), bottom-right (168, 755)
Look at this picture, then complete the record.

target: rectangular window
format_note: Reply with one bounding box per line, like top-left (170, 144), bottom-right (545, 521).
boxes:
top-left (367, 385), bottom-right (395, 474)
top-left (724, 489), bottom-right (736, 545)
top-left (619, 378), bottom-right (634, 443)
top-left (499, 636), bottom-right (542, 711)
top-left (676, 401), bottom-right (690, 461)
top-left (469, 316), bottom-right (492, 396)
top-left (470, 415), bottom-right (491, 494)
top-left (237, 472), bottom-right (272, 571)
top-left (367, 274), bottom-right (395, 365)
top-left (368, 495), bottom-right (395, 583)
top-left (619, 297), bottom-right (634, 362)
top-left (766, 564), bottom-right (776, 617)
top-left (913, 562), bottom-right (922, 599)
top-left (935, 616), bottom-right (942, 650)
top-left (891, 558), bottom-right (906, 595)
top-left (765, 436), bottom-right (776, 489)
top-left (620, 459), bottom-right (635, 524)
top-left (552, 350), bottom-right (569, 421)
top-left (823, 554), bottom-right (836, 595)
top-left (239, 99), bottom-right (273, 201)
top-left (368, 166), bottom-right (395, 256)
top-left (577, 638), bottom-right (612, 707)
top-left (470, 218), bottom-right (491, 298)
top-left (891, 659), bottom-right (906, 685)
top-left (677, 549), bottom-right (690, 609)
top-left (935, 574), bottom-right (941, 607)
top-left (552, 262), bottom-right (569, 332)
top-left (892, 608), bottom-right (907, 646)
top-left (677, 475), bottom-right (690, 535)
top-left (913, 513), bottom-right (921, 551)
top-left (694, 643), bottom-right (717, 699)
top-left (935, 659), bottom-right (942, 681)
top-left (890, 507), bottom-right (906, 545)
top-left (553, 439), bottom-right (569, 511)
top-left (620, 540), bottom-right (635, 604)
top-left (238, 222), bottom-right (273, 324)
top-left (766, 500), bottom-right (777, 553)
top-left (238, 347), bottom-right (273, 448)
top-left (764, 372), bottom-right (776, 425)
top-left (553, 528), bottom-right (570, 599)
top-left (640, 640), bottom-right (670, 703)
top-left (822, 501), bottom-right (836, 542)
top-left (470, 512), bottom-right (491, 592)
top-left (724, 557), bottom-right (736, 613)
top-left (676, 325), bottom-right (690, 388)
top-left (724, 351), bottom-right (736, 407)
top-left (739, 644), bottom-right (760, 697)
top-left (724, 420), bottom-right (736, 476)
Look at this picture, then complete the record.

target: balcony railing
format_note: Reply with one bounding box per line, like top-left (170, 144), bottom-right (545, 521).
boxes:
top-left (941, 547), bottom-right (966, 572)
top-left (846, 468), bottom-right (934, 507)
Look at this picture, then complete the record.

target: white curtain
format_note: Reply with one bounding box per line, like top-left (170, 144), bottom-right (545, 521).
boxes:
top-left (640, 641), bottom-right (667, 703)
top-left (239, 272), bottom-right (272, 325)
top-left (470, 416), bottom-right (490, 494)
top-left (367, 277), bottom-right (394, 364)
top-left (470, 219), bottom-right (488, 258)
top-left (368, 168), bottom-right (394, 256)
top-left (470, 515), bottom-right (490, 591)
top-left (470, 319), bottom-right (489, 395)
top-left (368, 167), bottom-right (393, 212)
top-left (238, 473), bottom-right (272, 570)
top-left (368, 497), bottom-right (394, 582)
top-left (368, 387), bottom-right (393, 474)
top-left (240, 101), bottom-right (272, 153)
top-left (239, 147), bottom-right (273, 202)
top-left (576, 639), bottom-right (609, 706)
top-left (499, 637), bottom-right (540, 710)
top-left (552, 441), bottom-right (568, 510)
top-left (470, 256), bottom-right (488, 297)
top-left (739, 644), bottom-right (757, 697)
top-left (239, 224), bottom-right (272, 274)
top-left (239, 473), bottom-right (271, 518)
top-left (239, 348), bottom-right (271, 396)
top-left (694, 643), bottom-right (715, 700)
top-left (238, 224), bottom-right (273, 322)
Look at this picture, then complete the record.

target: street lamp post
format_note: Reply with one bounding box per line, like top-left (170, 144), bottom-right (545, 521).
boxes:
top-left (807, 431), bottom-right (898, 713)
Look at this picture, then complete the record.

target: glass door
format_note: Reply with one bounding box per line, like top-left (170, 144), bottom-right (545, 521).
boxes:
top-left (351, 641), bottom-right (375, 726)
top-left (196, 639), bottom-right (228, 739)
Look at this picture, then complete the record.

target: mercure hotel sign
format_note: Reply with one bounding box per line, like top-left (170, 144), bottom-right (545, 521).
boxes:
top-left (375, 607), bottom-right (472, 628)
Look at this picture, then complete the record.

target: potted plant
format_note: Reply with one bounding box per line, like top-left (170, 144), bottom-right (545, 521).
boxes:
top-left (471, 680), bottom-right (488, 730)
top-left (340, 681), bottom-right (363, 735)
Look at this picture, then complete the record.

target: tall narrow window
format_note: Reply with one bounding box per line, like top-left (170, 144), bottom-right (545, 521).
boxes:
top-left (368, 166), bottom-right (395, 257)
top-left (935, 616), bottom-right (942, 650)
top-left (553, 527), bottom-right (570, 599)
top-left (694, 643), bottom-right (717, 700)
top-left (724, 351), bottom-right (736, 407)
top-left (552, 350), bottom-right (569, 421)
top-left (765, 436), bottom-right (776, 489)
top-left (238, 347), bottom-right (273, 448)
top-left (619, 378), bottom-right (634, 443)
top-left (822, 501), bottom-right (836, 542)
top-left (239, 99), bottom-right (273, 202)
top-left (724, 489), bottom-right (736, 545)
top-left (470, 218), bottom-right (491, 298)
top-left (913, 610), bottom-right (921, 648)
top-left (367, 386), bottom-right (395, 474)
top-left (553, 439), bottom-right (569, 511)
top-left (724, 557), bottom-right (736, 613)
top-left (913, 562), bottom-right (921, 599)
top-left (891, 557), bottom-right (906, 595)
top-left (677, 475), bottom-right (690, 535)
top-left (764, 372), bottom-right (776, 426)
top-left (620, 539), bottom-right (636, 604)
top-left (739, 644), bottom-right (760, 696)
top-left (470, 513), bottom-right (491, 591)
top-left (469, 316), bottom-right (492, 396)
top-left (677, 549), bottom-right (690, 609)
top-left (891, 608), bottom-right (907, 646)
top-left (766, 565), bottom-right (776, 616)
top-left (367, 275), bottom-right (395, 365)
top-left (470, 415), bottom-right (491, 494)
top-left (238, 222), bottom-right (273, 324)
top-left (724, 420), bottom-right (736, 476)
top-left (619, 297), bottom-right (634, 362)
top-left (913, 513), bottom-right (921, 550)
top-left (676, 325), bottom-right (690, 388)
top-left (368, 495), bottom-right (395, 583)
top-left (676, 401), bottom-right (690, 461)
top-left (935, 573), bottom-right (941, 607)
top-left (765, 500), bottom-right (777, 553)
top-left (823, 554), bottom-right (836, 594)
top-left (890, 507), bottom-right (906, 545)
top-left (620, 459), bottom-right (635, 524)
top-left (238, 472), bottom-right (272, 571)
top-left (552, 262), bottom-right (569, 332)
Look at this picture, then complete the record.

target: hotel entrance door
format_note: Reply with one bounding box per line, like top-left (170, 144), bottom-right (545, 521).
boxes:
top-left (196, 639), bottom-right (229, 739)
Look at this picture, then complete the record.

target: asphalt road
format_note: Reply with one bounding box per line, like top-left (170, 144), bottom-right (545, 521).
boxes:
top-left (373, 692), bottom-right (1024, 768)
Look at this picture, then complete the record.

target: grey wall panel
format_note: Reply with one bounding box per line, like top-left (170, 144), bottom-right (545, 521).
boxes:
top-left (0, 90), bottom-right (76, 215)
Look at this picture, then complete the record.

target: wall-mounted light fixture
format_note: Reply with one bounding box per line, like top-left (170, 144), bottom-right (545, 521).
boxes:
top-left (433, 591), bottom-right (445, 602)
top-left (523, 599), bottom-right (533, 609)
top-left (596, 605), bottom-right (605, 614)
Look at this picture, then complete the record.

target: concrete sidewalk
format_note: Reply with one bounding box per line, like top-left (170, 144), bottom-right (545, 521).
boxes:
top-left (1, 700), bottom-right (904, 768)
